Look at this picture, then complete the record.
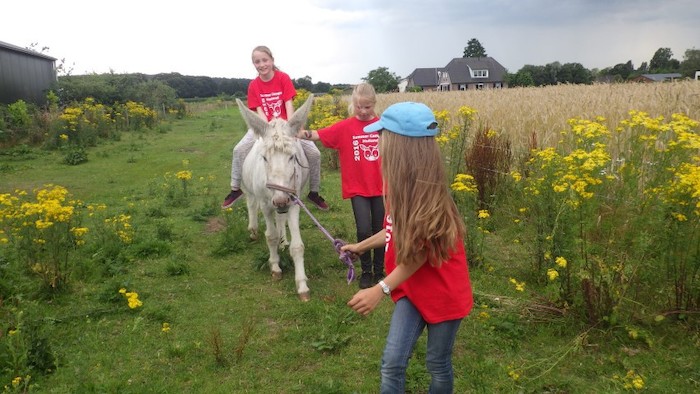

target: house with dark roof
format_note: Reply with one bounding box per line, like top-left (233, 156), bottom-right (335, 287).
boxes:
top-left (0, 40), bottom-right (57, 105)
top-left (403, 56), bottom-right (508, 92)
top-left (629, 73), bottom-right (683, 83)
top-left (404, 68), bottom-right (443, 91)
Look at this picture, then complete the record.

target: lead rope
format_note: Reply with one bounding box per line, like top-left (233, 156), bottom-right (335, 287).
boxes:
top-left (289, 194), bottom-right (357, 284)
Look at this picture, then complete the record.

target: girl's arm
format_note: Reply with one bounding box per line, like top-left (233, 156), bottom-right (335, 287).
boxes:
top-left (285, 100), bottom-right (295, 118)
top-left (296, 129), bottom-right (319, 141)
top-left (341, 229), bottom-right (386, 256)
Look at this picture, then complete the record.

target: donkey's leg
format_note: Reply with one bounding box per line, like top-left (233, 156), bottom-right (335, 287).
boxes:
top-left (262, 207), bottom-right (282, 280)
top-left (276, 213), bottom-right (289, 249)
top-left (286, 205), bottom-right (309, 301)
top-left (246, 198), bottom-right (259, 240)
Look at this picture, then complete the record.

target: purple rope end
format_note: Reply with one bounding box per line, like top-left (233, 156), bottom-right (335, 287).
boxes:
top-left (335, 239), bottom-right (357, 284)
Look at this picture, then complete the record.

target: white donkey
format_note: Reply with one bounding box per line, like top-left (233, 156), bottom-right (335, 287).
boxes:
top-left (236, 95), bottom-right (314, 301)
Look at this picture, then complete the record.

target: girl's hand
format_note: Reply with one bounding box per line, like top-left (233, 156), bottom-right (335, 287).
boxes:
top-left (347, 286), bottom-right (384, 316)
top-left (339, 243), bottom-right (361, 261)
top-left (297, 129), bottom-right (314, 140)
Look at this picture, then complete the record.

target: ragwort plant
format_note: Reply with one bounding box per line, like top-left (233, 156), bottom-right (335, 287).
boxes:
top-left (614, 111), bottom-right (700, 313)
top-left (0, 185), bottom-right (89, 292)
top-left (439, 105), bottom-right (512, 268)
top-left (516, 111), bottom-right (700, 325)
top-left (519, 117), bottom-right (613, 322)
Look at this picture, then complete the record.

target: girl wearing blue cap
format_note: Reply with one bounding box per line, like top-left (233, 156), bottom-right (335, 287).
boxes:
top-left (343, 102), bottom-right (473, 393)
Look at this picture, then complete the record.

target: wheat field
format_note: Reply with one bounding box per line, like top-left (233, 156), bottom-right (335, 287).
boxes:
top-left (374, 81), bottom-right (700, 154)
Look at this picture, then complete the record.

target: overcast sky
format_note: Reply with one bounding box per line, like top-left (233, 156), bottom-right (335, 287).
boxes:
top-left (3, 0), bottom-right (698, 84)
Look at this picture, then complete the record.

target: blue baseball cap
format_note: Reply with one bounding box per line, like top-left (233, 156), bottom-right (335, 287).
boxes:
top-left (363, 102), bottom-right (439, 137)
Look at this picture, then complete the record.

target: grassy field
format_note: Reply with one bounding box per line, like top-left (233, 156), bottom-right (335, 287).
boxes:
top-left (1, 86), bottom-right (700, 393)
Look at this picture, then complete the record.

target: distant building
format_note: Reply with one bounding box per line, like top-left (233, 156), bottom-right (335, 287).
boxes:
top-left (629, 73), bottom-right (683, 83)
top-left (405, 68), bottom-right (443, 91)
top-left (403, 57), bottom-right (507, 92)
top-left (0, 40), bottom-right (57, 105)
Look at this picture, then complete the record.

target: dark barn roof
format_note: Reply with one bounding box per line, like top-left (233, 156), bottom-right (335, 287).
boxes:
top-left (408, 68), bottom-right (443, 87)
top-left (0, 40), bottom-right (57, 61)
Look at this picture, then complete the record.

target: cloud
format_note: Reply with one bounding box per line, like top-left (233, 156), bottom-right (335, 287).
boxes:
top-left (2, 0), bottom-right (697, 84)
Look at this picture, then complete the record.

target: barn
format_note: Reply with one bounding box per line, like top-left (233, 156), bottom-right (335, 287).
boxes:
top-left (0, 40), bottom-right (57, 105)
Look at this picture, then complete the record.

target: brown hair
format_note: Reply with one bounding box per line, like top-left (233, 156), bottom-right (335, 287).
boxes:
top-left (380, 131), bottom-right (465, 267)
top-left (252, 45), bottom-right (280, 71)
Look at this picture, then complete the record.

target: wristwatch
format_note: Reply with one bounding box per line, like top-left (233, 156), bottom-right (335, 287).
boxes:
top-left (378, 280), bottom-right (391, 296)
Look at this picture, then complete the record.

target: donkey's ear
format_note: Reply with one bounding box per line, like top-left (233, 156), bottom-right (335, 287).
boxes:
top-left (286, 94), bottom-right (314, 133)
top-left (236, 98), bottom-right (268, 137)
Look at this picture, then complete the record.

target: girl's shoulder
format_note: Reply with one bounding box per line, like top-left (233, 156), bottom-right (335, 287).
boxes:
top-left (273, 70), bottom-right (292, 82)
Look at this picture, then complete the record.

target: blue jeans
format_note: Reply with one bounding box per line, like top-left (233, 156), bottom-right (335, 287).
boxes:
top-left (380, 297), bottom-right (463, 393)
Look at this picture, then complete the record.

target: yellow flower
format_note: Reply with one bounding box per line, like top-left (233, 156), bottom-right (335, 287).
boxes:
top-left (509, 278), bottom-right (525, 292)
top-left (632, 376), bottom-right (644, 390)
top-left (176, 170), bottom-right (192, 181)
top-left (510, 171), bottom-right (522, 182)
top-left (477, 209), bottom-right (490, 219)
top-left (162, 322), bottom-right (171, 333)
top-left (547, 268), bottom-right (559, 281)
top-left (507, 366), bottom-right (520, 381)
top-left (555, 256), bottom-right (568, 268)
top-left (59, 133), bottom-right (69, 140)
top-left (672, 212), bottom-right (687, 221)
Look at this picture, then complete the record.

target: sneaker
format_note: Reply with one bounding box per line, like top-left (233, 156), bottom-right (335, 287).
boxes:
top-left (359, 272), bottom-right (373, 289)
top-left (307, 192), bottom-right (329, 210)
top-left (221, 189), bottom-right (243, 209)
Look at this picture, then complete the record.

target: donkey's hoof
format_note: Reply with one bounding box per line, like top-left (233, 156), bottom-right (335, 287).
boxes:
top-left (271, 271), bottom-right (282, 281)
top-left (298, 291), bottom-right (311, 302)
top-left (249, 232), bottom-right (258, 241)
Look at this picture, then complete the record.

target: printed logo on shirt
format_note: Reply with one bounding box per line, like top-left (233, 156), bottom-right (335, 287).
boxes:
top-left (352, 134), bottom-right (380, 162)
top-left (385, 215), bottom-right (392, 252)
top-left (260, 92), bottom-right (284, 118)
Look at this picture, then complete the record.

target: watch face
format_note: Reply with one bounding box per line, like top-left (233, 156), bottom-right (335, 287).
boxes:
top-left (379, 281), bottom-right (390, 295)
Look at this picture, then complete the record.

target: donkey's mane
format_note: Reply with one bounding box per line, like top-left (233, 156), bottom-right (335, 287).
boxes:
top-left (262, 119), bottom-right (297, 156)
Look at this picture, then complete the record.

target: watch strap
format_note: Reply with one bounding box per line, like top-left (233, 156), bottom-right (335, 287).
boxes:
top-left (378, 280), bottom-right (391, 295)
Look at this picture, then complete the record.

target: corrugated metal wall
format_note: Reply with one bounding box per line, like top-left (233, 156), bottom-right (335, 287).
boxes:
top-left (0, 42), bottom-right (57, 105)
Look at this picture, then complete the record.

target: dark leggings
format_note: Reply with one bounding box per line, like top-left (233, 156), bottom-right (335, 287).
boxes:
top-left (350, 196), bottom-right (385, 275)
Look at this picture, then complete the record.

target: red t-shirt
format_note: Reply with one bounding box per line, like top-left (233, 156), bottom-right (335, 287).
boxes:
top-left (317, 117), bottom-right (383, 199)
top-left (384, 214), bottom-right (473, 323)
top-left (247, 70), bottom-right (296, 121)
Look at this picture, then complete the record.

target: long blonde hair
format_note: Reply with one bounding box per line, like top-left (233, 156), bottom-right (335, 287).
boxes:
top-left (381, 131), bottom-right (465, 267)
top-left (252, 45), bottom-right (280, 71)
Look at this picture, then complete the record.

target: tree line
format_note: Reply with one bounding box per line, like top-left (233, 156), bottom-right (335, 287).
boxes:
top-left (55, 72), bottom-right (348, 108)
top-left (468, 37), bottom-right (700, 87)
